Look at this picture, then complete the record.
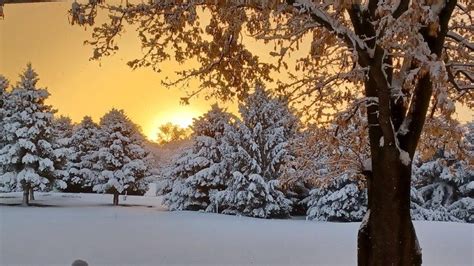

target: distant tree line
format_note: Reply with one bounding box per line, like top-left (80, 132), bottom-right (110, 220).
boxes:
top-left (0, 64), bottom-right (153, 206)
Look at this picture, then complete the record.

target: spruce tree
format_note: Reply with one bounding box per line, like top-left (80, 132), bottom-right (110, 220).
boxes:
top-left (0, 75), bottom-right (9, 147)
top-left (163, 104), bottom-right (234, 211)
top-left (216, 85), bottom-right (296, 218)
top-left (94, 109), bottom-right (149, 205)
top-left (0, 64), bottom-right (65, 205)
top-left (411, 139), bottom-right (473, 222)
top-left (237, 84), bottom-right (298, 182)
top-left (51, 116), bottom-right (75, 195)
top-left (0, 75), bottom-right (7, 109)
top-left (0, 75), bottom-right (9, 192)
top-left (67, 116), bottom-right (102, 192)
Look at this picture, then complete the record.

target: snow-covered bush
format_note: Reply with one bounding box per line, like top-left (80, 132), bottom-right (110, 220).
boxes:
top-left (93, 109), bottom-right (150, 205)
top-left (305, 174), bottom-right (367, 222)
top-left (0, 64), bottom-right (67, 205)
top-left (410, 186), bottom-right (459, 222)
top-left (210, 172), bottom-right (291, 218)
top-left (410, 122), bottom-right (474, 223)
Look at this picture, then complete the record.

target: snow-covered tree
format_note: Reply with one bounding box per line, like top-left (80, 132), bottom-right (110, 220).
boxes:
top-left (410, 121), bottom-right (474, 222)
top-left (71, 0), bottom-right (472, 262)
top-left (238, 84), bottom-right (298, 182)
top-left (0, 75), bottom-right (8, 109)
top-left (213, 85), bottom-right (296, 218)
top-left (0, 75), bottom-right (9, 190)
top-left (50, 116), bottom-right (75, 195)
top-left (94, 109), bottom-right (149, 205)
top-left (406, 117), bottom-right (473, 223)
top-left (53, 116), bottom-right (74, 143)
top-left (211, 172), bottom-right (292, 218)
top-left (157, 122), bottom-right (190, 144)
top-left (282, 104), bottom-right (370, 217)
top-left (306, 173), bottom-right (367, 222)
top-left (163, 104), bottom-right (235, 211)
top-left (409, 185), bottom-right (456, 222)
top-left (0, 75), bottom-right (9, 147)
top-left (0, 64), bottom-right (66, 205)
top-left (66, 116), bottom-right (103, 192)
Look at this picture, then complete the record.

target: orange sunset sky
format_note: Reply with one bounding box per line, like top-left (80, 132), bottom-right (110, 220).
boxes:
top-left (0, 2), bottom-right (472, 142)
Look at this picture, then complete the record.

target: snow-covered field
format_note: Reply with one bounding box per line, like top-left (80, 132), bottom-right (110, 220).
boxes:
top-left (0, 193), bottom-right (472, 266)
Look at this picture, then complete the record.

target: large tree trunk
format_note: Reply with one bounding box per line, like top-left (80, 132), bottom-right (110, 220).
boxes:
top-left (29, 188), bottom-right (35, 201)
top-left (113, 192), bottom-right (119, 206)
top-left (358, 146), bottom-right (421, 265)
top-left (22, 187), bottom-right (30, 206)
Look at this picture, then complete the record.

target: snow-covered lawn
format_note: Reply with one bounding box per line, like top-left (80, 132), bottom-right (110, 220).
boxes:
top-left (0, 193), bottom-right (472, 266)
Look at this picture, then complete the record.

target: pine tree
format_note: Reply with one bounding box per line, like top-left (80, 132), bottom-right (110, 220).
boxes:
top-left (0, 75), bottom-right (9, 144)
top-left (0, 64), bottom-right (65, 205)
top-left (285, 104), bottom-right (370, 219)
top-left (0, 75), bottom-right (7, 109)
top-left (237, 84), bottom-right (298, 182)
top-left (305, 174), bottom-right (367, 222)
top-left (67, 116), bottom-right (102, 192)
top-left (93, 109), bottom-right (149, 205)
top-left (411, 124), bottom-right (474, 223)
top-left (0, 75), bottom-right (9, 192)
top-left (163, 104), bottom-right (235, 211)
top-left (215, 85), bottom-right (296, 218)
top-left (51, 116), bottom-right (75, 194)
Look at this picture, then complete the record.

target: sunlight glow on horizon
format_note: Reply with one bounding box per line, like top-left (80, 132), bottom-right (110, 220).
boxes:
top-left (147, 108), bottom-right (201, 142)
top-left (0, 2), bottom-right (236, 142)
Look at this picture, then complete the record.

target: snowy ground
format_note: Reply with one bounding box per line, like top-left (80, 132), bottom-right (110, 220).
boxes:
top-left (0, 193), bottom-right (472, 266)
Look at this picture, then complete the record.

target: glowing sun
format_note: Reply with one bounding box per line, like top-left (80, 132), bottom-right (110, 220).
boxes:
top-left (146, 108), bottom-right (202, 142)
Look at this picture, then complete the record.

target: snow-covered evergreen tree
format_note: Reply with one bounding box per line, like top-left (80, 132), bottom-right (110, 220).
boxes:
top-left (409, 185), bottom-right (455, 221)
top-left (411, 125), bottom-right (473, 223)
top-left (305, 173), bottom-right (367, 222)
top-left (237, 84), bottom-right (298, 181)
top-left (0, 64), bottom-right (66, 205)
top-left (51, 116), bottom-right (75, 193)
top-left (0, 75), bottom-right (8, 111)
top-left (0, 75), bottom-right (9, 146)
top-left (287, 104), bottom-right (371, 220)
top-left (163, 104), bottom-right (235, 211)
top-left (214, 85), bottom-right (296, 218)
top-left (53, 116), bottom-right (74, 144)
top-left (66, 116), bottom-right (103, 192)
top-left (93, 109), bottom-right (149, 205)
top-left (211, 172), bottom-right (291, 218)
top-left (0, 75), bottom-right (9, 190)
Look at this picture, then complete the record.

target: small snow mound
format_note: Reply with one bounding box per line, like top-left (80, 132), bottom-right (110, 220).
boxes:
top-left (399, 150), bottom-right (411, 166)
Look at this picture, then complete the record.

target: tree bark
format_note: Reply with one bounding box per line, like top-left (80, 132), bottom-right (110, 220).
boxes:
top-left (358, 145), bottom-right (422, 266)
top-left (29, 188), bottom-right (35, 201)
top-left (113, 192), bottom-right (119, 206)
top-left (22, 188), bottom-right (30, 206)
